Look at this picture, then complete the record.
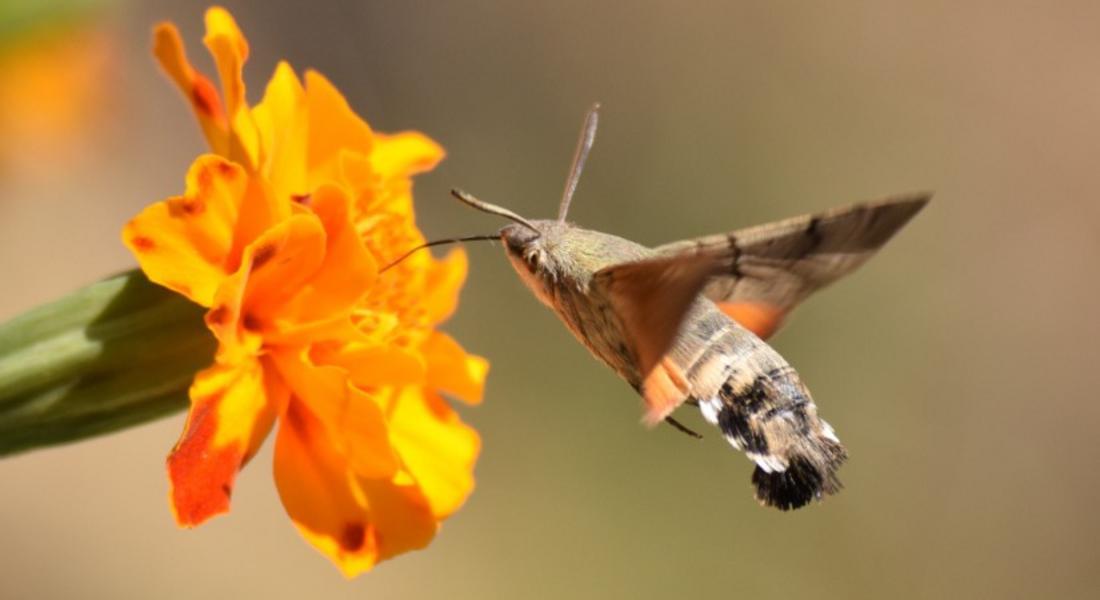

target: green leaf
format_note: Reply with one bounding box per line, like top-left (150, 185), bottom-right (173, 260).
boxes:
top-left (0, 270), bottom-right (214, 456)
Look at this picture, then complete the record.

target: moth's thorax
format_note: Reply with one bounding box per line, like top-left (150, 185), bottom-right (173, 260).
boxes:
top-left (501, 220), bottom-right (655, 378)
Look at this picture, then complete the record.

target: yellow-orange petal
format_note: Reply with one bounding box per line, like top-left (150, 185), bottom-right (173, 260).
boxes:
top-left (252, 61), bottom-right (307, 200)
top-left (421, 332), bottom-right (489, 405)
top-left (152, 23), bottom-right (229, 154)
top-left (168, 358), bottom-right (279, 527)
top-left (385, 389), bottom-right (480, 519)
top-left (274, 396), bottom-right (436, 577)
top-left (227, 176), bottom-right (292, 264)
top-left (203, 6), bottom-right (260, 170)
top-left (242, 214), bottom-right (328, 321)
top-left (123, 155), bottom-right (247, 306)
top-left (207, 213), bottom-right (326, 355)
top-left (305, 70), bottom-right (373, 185)
top-left (277, 184), bottom-right (376, 326)
top-left (421, 247), bottom-right (469, 325)
top-left (314, 343), bottom-right (426, 389)
top-left (271, 349), bottom-right (398, 479)
top-left (371, 131), bottom-right (445, 178)
top-left (336, 149), bottom-right (374, 194)
top-left (262, 313), bottom-right (361, 349)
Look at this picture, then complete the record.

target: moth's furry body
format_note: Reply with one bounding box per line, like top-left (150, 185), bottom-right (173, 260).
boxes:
top-left (502, 221), bottom-right (847, 509)
top-left (445, 104), bottom-right (927, 510)
top-left (504, 222), bottom-right (648, 382)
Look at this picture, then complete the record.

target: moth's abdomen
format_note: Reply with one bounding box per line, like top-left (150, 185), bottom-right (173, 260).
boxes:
top-left (672, 307), bottom-right (847, 510)
top-left (698, 365), bottom-right (847, 510)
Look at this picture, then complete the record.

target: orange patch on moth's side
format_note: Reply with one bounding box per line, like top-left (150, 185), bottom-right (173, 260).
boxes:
top-left (167, 396), bottom-right (244, 527)
top-left (719, 302), bottom-right (786, 341)
top-left (640, 358), bottom-right (691, 427)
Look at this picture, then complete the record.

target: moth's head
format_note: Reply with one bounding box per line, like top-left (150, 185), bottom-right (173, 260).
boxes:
top-left (500, 221), bottom-right (543, 262)
top-left (499, 217), bottom-right (572, 276)
top-left (448, 189), bottom-right (564, 301)
top-left (381, 104), bottom-right (601, 292)
top-left (453, 102), bottom-right (602, 289)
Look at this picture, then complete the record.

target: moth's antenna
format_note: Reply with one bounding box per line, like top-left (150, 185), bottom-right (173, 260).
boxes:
top-left (557, 102), bottom-right (600, 222)
top-left (380, 234), bottom-right (499, 274)
top-left (451, 189), bottom-right (541, 235)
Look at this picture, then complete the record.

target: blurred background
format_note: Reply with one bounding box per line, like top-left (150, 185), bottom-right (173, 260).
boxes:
top-left (2, 0), bottom-right (1099, 598)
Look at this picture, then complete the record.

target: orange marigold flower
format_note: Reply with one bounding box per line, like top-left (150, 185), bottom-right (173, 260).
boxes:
top-left (124, 6), bottom-right (486, 577)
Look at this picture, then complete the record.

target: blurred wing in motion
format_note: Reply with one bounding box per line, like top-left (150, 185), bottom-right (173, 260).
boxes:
top-left (653, 192), bottom-right (931, 339)
top-left (592, 248), bottom-right (733, 423)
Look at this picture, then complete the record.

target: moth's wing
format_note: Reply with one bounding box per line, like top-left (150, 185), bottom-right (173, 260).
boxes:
top-left (592, 248), bottom-right (732, 425)
top-left (653, 192), bottom-right (930, 339)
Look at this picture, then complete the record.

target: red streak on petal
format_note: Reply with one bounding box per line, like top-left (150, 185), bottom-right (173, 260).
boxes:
top-left (168, 395), bottom-right (243, 526)
top-left (196, 166), bottom-right (214, 195)
top-left (251, 244), bottom-right (276, 271)
top-left (207, 305), bottom-right (230, 326)
top-left (340, 522), bottom-right (367, 552)
top-left (191, 74), bottom-right (224, 119)
top-left (284, 398), bottom-right (309, 442)
top-left (181, 198), bottom-right (206, 216)
top-left (215, 160), bottom-right (237, 179)
top-left (241, 313), bottom-right (262, 331)
top-left (131, 236), bottom-right (156, 252)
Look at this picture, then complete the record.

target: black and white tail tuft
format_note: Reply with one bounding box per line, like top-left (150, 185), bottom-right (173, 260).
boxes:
top-left (698, 368), bottom-right (848, 510)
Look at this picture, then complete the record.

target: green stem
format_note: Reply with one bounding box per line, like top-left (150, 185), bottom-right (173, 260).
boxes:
top-left (0, 270), bottom-right (215, 456)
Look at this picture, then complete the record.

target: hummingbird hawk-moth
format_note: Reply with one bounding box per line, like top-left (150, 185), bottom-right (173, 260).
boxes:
top-left (396, 104), bottom-right (928, 510)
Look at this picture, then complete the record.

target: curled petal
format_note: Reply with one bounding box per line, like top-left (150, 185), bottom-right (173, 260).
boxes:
top-left (371, 131), bottom-right (444, 179)
top-left (207, 214), bottom-right (327, 356)
top-left (227, 176), bottom-right (292, 261)
top-left (203, 6), bottom-right (260, 169)
top-left (277, 184), bottom-right (377, 326)
top-left (239, 214), bottom-right (327, 325)
top-left (152, 23), bottom-right (228, 154)
top-left (274, 397), bottom-right (435, 577)
top-left (271, 350), bottom-right (398, 479)
top-left (305, 70), bottom-right (373, 184)
top-left (337, 150), bottom-right (374, 195)
top-left (313, 342), bottom-right (426, 389)
top-left (422, 332), bottom-right (488, 405)
top-left (421, 248), bottom-right (469, 324)
top-left (252, 61), bottom-right (308, 199)
top-left (123, 155), bottom-right (246, 306)
top-left (168, 358), bottom-right (279, 527)
top-left (385, 389), bottom-right (480, 519)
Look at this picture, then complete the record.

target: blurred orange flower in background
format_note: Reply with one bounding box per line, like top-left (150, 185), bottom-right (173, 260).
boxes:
top-left (122, 6), bottom-right (486, 577)
top-left (0, 13), bottom-right (113, 171)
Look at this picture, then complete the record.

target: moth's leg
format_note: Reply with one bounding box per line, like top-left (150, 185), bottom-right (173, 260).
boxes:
top-left (664, 415), bottom-right (703, 439)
